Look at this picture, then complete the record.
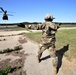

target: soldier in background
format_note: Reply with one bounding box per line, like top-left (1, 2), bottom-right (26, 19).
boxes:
top-left (36, 14), bottom-right (60, 75)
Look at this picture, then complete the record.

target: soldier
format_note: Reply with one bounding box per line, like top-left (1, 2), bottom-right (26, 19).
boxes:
top-left (36, 14), bottom-right (60, 75)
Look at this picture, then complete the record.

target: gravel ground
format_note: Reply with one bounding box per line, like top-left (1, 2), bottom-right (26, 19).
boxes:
top-left (0, 28), bottom-right (76, 75)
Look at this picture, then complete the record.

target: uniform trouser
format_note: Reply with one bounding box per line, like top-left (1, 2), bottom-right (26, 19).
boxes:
top-left (37, 43), bottom-right (58, 67)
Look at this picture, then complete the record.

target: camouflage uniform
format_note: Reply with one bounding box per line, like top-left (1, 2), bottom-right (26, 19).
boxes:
top-left (37, 14), bottom-right (60, 75)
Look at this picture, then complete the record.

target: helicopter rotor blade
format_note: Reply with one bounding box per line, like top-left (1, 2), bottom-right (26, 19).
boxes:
top-left (0, 7), bottom-right (5, 12)
top-left (7, 14), bottom-right (13, 16)
top-left (7, 11), bottom-right (15, 13)
top-left (0, 11), bottom-right (2, 13)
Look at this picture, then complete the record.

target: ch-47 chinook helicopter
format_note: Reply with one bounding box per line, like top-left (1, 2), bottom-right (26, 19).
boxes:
top-left (0, 7), bottom-right (13, 20)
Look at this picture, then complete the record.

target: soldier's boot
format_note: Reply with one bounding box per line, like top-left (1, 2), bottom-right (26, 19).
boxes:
top-left (52, 56), bottom-right (58, 75)
top-left (36, 51), bottom-right (42, 63)
top-left (36, 56), bottom-right (40, 63)
top-left (53, 67), bottom-right (57, 75)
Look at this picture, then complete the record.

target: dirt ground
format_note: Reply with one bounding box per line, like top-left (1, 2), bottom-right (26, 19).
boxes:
top-left (0, 28), bottom-right (76, 75)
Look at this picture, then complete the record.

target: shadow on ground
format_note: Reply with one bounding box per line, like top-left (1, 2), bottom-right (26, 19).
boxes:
top-left (40, 44), bottom-right (69, 73)
top-left (56, 44), bottom-right (69, 73)
top-left (40, 55), bottom-right (50, 61)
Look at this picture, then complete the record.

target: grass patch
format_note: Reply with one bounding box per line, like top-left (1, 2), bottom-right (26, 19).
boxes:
top-left (24, 29), bottom-right (76, 59)
top-left (0, 66), bottom-right (21, 75)
top-left (0, 66), bottom-right (12, 75)
top-left (24, 32), bottom-right (42, 43)
top-left (0, 45), bottom-right (22, 54)
top-left (0, 26), bottom-right (31, 31)
top-left (11, 27), bottom-right (27, 31)
top-left (56, 29), bottom-right (76, 59)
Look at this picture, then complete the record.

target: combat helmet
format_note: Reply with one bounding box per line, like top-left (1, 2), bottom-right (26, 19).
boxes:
top-left (44, 14), bottom-right (55, 21)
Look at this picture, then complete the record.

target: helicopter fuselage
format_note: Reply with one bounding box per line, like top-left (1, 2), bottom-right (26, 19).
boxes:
top-left (0, 7), bottom-right (13, 20)
top-left (3, 13), bottom-right (8, 20)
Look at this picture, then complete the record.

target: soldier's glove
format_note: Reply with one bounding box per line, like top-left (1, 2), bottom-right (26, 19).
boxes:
top-left (57, 23), bottom-right (61, 29)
